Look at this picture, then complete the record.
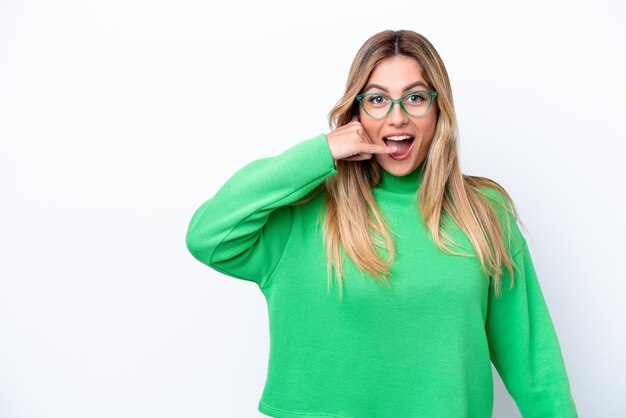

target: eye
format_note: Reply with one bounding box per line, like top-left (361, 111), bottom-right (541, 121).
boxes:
top-left (366, 95), bottom-right (389, 106)
top-left (406, 93), bottom-right (425, 104)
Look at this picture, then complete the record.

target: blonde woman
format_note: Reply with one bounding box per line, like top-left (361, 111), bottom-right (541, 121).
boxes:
top-left (185, 30), bottom-right (578, 418)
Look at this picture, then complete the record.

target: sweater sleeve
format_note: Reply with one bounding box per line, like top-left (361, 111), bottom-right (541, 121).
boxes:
top-left (485, 238), bottom-right (578, 417)
top-left (185, 133), bottom-right (337, 288)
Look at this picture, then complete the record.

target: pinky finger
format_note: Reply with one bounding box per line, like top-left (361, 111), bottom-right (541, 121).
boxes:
top-left (346, 153), bottom-right (372, 161)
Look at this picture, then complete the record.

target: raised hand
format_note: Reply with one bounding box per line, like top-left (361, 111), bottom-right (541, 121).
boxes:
top-left (325, 115), bottom-right (397, 162)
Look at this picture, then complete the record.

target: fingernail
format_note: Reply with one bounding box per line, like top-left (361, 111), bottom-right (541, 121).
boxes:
top-left (391, 146), bottom-right (398, 152)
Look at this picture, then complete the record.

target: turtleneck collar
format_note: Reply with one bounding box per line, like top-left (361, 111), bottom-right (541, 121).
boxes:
top-left (376, 161), bottom-right (426, 194)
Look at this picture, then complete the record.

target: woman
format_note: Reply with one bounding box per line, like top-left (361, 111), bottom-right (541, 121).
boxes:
top-left (185, 30), bottom-right (578, 418)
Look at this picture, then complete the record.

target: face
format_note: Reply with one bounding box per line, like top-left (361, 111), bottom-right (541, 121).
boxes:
top-left (358, 55), bottom-right (439, 176)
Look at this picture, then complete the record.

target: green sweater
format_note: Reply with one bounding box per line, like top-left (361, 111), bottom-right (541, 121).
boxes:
top-left (185, 133), bottom-right (578, 418)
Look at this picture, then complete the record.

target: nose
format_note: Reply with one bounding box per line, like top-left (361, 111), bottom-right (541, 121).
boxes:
top-left (388, 102), bottom-right (408, 125)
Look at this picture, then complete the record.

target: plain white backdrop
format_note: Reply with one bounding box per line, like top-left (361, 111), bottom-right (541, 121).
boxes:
top-left (1, 0), bottom-right (624, 417)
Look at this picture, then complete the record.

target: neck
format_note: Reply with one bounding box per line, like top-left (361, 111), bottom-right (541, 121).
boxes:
top-left (376, 161), bottom-right (425, 194)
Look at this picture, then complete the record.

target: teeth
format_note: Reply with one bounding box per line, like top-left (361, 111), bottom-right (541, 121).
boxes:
top-left (384, 135), bottom-right (413, 141)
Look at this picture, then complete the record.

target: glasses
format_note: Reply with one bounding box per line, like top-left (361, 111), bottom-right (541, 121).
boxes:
top-left (355, 90), bottom-right (438, 119)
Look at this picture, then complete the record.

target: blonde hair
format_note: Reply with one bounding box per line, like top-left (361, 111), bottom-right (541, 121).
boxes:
top-left (290, 30), bottom-right (527, 300)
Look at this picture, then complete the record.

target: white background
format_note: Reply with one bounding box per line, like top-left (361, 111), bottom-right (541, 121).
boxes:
top-left (1, 0), bottom-right (624, 417)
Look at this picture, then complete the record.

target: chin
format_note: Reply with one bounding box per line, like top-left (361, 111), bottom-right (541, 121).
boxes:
top-left (389, 166), bottom-right (413, 176)
top-left (379, 153), bottom-right (420, 173)
top-left (378, 161), bottom-right (410, 176)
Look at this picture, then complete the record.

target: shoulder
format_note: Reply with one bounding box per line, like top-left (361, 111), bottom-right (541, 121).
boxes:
top-left (465, 174), bottom-right (526, 254)
top-left (464, 174), bottom-right (515, 214)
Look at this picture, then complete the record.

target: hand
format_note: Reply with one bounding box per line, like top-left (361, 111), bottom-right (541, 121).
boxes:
top-left (325, 115), bottom-right (397, 162)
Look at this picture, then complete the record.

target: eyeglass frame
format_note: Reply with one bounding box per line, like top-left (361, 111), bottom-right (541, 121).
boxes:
top-left (355, 90), bottom-right (438, 119)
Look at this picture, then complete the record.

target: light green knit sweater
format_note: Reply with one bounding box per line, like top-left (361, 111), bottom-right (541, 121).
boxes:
top-left (185, 133), bottom-right (578, 418)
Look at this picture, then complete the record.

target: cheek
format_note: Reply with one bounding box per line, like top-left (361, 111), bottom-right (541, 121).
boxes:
top-left (360, 120), bottom-right (381, 142)
top-left (419, 115), bottom-right (438, 137)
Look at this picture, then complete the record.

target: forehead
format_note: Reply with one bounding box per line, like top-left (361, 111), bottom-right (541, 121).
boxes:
top-left (366, 55), bottom-right (427, 90)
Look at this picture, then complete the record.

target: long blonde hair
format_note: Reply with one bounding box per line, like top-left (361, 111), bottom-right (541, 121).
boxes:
top-left (291, 30), bottom-right (527, 299)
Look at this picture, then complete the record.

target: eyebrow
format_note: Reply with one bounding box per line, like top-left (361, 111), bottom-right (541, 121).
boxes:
top-left (363, 81), bottom-right (431, 93)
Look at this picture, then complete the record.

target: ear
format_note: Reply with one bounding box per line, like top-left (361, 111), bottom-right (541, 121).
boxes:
top-left (352, 102), bottom-right (361, 119)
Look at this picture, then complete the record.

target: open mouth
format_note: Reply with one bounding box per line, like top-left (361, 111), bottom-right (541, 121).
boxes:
top-left (383, 136), bottom-right (415, 159)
